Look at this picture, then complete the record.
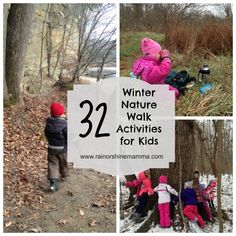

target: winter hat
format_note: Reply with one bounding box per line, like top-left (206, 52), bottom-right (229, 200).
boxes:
top-left (199, 183), bottom-right (206, 190)
top-left (50, 102), bottom-right (64, 117)
top-left (159, 175), bottom-right (167, 184)
top-left (184, 180), bottom-right (193, 189)
top-left (138, 172), bottom-right (147, 181)
top-left (141, 38), bottom-right (161, 58)
top-left (210, 180), bottom-right (217, 187)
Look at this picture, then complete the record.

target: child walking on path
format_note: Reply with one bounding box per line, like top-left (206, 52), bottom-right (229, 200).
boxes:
top-left (132, 37), bottom-right (179, 99)
top-left (181, 180), bottom-right (205, 228)
top-left (125, 170), bottom-right (154, 220)
top-left (45, 102), bottom-right (68, 192)
top-left (154, 175), bottom-right (178, 228)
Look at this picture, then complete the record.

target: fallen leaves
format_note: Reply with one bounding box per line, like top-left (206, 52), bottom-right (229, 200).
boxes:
top-left (58, 219), bottom-right (68, 225)
top-left (67, 190), bottom-right (73, 196)
top-left (5, 221), bottom-right (12, 228)
top-left (4, 209), bottom-right (10, 218)
top-left (92, 194), bottom-right (116, 209)
top-left (28, 228), bottom-right (42, 233)
top-left (92, 201), bottom-right (105, 208)
top-left (88, 219), bottom-right (96, 227)
top-left (79, 209), bottom-right (85, 216)
top-left (3, 96), bottom-right (59, 224)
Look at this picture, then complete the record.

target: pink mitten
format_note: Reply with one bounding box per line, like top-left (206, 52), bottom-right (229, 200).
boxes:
top-left (160, 49), bottom-right (171, 59)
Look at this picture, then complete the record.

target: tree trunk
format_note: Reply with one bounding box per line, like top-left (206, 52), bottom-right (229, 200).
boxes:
top-left (214, 121), bottom-right (224, 232)
top-left (150, 121), bottom-right (195, 190)
top-left (39, 4), bottom-right (50, 92)
top-left (46, 4), bottom-right (53, 78)
top-left (124, 175), bottom-right (137, 203)
top-left (148, 121), bottom-right (195, 222)
top-left (3, 4), bottom-right (10, 105)
top-left (5, 4), bottom-right (35, 104)
top-left (124, 121), bottom-right (196, 232)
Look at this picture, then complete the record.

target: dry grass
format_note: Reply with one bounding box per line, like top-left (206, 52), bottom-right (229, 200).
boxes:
top-left (176, 85), bottom-right (232, 116)
top-left (165, 21), bottom-right (232, 56)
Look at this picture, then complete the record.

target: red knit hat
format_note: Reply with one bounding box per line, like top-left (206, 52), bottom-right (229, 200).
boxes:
top-left (159, 175), bottom-right (167, 184)
top-left (50, 102), bottom-right (64, 117)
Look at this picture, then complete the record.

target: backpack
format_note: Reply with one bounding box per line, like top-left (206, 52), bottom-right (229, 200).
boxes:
top-left (165, 70), bottom-right (196, 95)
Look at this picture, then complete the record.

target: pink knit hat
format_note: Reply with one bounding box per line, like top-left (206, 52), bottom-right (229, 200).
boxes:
top-left (159, 175), bottom-right (167, 184)
top-left (141, 38), bottom-right (161, 58)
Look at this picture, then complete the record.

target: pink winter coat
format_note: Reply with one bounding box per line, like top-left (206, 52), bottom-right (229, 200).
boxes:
top-left (132, 56), bottom-right (180, 98)
top-left (201, 188), bottom-right (213, 220)
top-left (125, 172), bottom-right (154, 197)
top-left (206, 185), bottom-right (215, 201)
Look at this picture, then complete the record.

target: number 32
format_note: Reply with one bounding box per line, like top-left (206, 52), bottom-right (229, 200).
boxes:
top-left (79, 100), bottom-right (110, 138)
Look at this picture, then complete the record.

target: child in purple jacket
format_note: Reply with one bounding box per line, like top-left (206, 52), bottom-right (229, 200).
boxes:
top-left (132, 37), bottom-right (179, 99)
top-left (181, 181), bottom-right (205, 228)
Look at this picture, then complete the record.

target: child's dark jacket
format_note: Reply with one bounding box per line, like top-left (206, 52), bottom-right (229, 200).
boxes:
top-left (44, 117), bottom-right (67, 153)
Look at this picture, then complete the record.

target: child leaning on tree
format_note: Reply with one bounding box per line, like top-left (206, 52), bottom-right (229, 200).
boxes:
top-left (44, 102), bottom-right (68, 192)
top-left (206, 179), bottom-right (217, 212)
top-left (154, 175), bottom-right (178, 228)
top-left (181, 180), bottom-right (205, 228)
top-left (124, 170), bottom-right (154, 220)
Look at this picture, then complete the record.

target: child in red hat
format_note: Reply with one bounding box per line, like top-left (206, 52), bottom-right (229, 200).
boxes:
top-left (44, 102), bottom-right (68, 192)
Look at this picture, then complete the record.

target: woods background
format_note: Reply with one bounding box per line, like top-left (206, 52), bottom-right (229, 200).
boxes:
top-left (4, 4), bottom-right (116, 105)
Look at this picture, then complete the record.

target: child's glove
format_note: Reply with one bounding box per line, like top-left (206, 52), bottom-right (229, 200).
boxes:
top-left (160, 49), bottom-right (171, 60)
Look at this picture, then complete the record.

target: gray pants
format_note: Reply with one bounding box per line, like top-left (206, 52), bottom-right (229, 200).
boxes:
top-left (48, 152), bottom-right (68, 180)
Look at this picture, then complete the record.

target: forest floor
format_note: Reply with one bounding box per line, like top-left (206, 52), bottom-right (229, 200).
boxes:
top-left (120, 32), bottom-right (232, 116)
top-left (120, 174), bottom-right (233, 233)
top-left (3, 91), bottom-right (116, 233)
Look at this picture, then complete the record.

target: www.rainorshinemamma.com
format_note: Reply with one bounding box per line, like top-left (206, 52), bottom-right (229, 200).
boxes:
top-left (80, 154), bottom-right (164, 160)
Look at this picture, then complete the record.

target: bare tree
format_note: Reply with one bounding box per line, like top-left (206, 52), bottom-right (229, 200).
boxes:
top-left (46, 4), bottom-right (53, 78)
top-left (96, 38), bottom-right (116, 81)
top-left (39, 4), bottom-right (50, 92)
top-left (213, 121), bottom-right (224, 232)
top-left (5, 4), bottom-right (35, 104)
top-left (70, 4), bottom-right (116, 81)
top-left (51, 4), bottom-right (69, 78)
top-left (3, 4), bottom-right (10, 104)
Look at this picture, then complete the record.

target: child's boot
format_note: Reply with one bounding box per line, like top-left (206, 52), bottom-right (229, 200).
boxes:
top-left (50, 179), bottom-right (58, 192)
top-left (133, 212), bottom-right (141, 221)
top-left (189, 218), bottom-right (201, 233)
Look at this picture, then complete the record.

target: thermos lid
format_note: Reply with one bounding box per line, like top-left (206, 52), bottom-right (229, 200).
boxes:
top-left (199, 65), bottom-right (210, 74)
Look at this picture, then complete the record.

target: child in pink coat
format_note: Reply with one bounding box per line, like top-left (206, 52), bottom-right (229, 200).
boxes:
top-left (125, 170), bottom-right (154, 219)
top-left (206, 180), bottom-right (217, 212)
top-left (154, 175), bottom-right (178, 228)
top-left (132, 38), bottom-right (180, 99)
top-left (200, 183), bottom-right (213, 222)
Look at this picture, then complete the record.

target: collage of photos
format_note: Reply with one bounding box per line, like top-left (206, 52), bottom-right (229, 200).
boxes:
top-left (2, 2), bottom-right (233, 235)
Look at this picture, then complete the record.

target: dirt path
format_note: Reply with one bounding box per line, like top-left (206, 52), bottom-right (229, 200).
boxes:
top-left (4, 168), bottom-right (116, 233)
